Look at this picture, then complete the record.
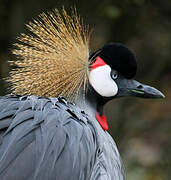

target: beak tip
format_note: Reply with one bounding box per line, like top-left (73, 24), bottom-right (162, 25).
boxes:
top-left (160, 92), bottom-right (165, 99)
top-left (153, 90), bottom-right (165, 99)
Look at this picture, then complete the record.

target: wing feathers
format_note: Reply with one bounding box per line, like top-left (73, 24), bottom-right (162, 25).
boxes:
top-left (0, 96), bottom-right (96, 180)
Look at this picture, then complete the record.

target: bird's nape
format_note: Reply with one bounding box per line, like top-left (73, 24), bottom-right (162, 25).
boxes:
top-left (7, 8), bottom-right (91, 102)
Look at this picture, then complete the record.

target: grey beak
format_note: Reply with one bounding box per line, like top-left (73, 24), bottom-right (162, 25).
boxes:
top-left (116, 78), bottom-right (165, 99)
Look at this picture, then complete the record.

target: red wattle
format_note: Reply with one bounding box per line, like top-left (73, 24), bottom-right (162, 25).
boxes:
top-left (91, 56), bottom-right (106, 71)
top-left (96, 113), bottom-right (108, 131)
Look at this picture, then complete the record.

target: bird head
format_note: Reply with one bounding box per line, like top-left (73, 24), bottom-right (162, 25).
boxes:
top-left (89, 43), bottom-right (164, 101)
top-left (87, 43), bottom-right (164, 130)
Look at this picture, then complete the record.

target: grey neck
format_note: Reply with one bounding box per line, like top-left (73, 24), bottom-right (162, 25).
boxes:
top-left (74, 85), bottom-right (110, 117)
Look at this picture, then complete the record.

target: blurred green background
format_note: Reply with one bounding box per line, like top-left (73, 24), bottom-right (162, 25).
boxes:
top-left (0, 0), bottom-right (170, 179)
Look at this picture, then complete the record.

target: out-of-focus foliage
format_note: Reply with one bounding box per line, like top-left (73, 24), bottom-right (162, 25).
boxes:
top-left (0, 0), bottom-right (170, 179)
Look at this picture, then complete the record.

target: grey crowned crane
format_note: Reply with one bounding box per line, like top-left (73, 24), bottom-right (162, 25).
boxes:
top-left (0, 8), bottom-right (164, 180)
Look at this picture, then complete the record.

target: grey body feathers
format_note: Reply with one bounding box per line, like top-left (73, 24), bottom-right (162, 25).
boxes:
top-left (0, 95), bottom-right (125, 180)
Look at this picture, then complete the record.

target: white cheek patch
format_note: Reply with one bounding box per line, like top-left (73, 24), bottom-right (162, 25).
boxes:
top-left (89, 65), bottom-right (118, 97)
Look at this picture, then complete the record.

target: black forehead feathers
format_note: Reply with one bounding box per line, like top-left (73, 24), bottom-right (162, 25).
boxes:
top-left (97, 43), bottom-right (137, 79)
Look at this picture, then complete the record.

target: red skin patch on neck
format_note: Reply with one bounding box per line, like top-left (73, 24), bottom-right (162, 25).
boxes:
top-left (96, 113), bottom-right (108, 131)
top-left (91, 56), bottom-right (106, 71)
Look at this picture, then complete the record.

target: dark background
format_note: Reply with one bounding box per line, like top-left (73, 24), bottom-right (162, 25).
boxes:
top-left (0, 0), bottom-right (170, 179)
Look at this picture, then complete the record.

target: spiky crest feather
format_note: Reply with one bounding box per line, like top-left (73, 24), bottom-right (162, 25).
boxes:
top-left (7, 8), bottom-right (91, 101)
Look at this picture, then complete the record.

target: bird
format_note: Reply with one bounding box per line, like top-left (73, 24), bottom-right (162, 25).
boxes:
top-left (0, 8), bottom-right (164, 180)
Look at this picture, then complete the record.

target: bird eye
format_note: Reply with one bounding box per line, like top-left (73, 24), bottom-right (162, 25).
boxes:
top-left (111, 70), bottom-right (118, 80)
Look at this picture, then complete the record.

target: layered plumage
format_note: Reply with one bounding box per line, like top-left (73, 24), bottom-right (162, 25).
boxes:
top-left (0, 95), bottom-right (125, 180)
